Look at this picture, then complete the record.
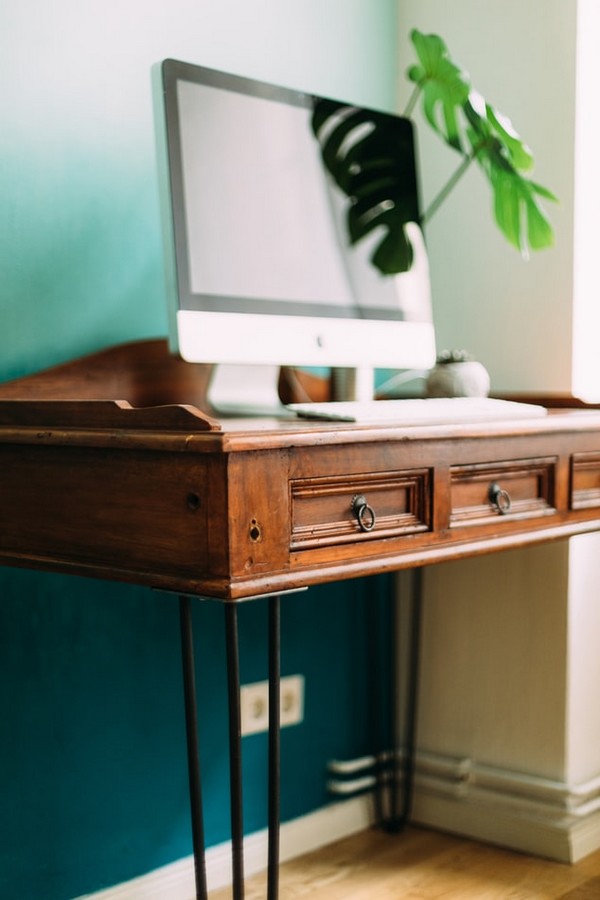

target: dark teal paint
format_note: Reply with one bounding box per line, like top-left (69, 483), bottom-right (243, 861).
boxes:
top-left (0, 567), bottom-right (393, 899)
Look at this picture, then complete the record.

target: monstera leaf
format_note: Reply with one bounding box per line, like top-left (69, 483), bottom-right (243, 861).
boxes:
top-left (406, 29), bottom-right (470, 150)
top-left (462, 93), bottom-right (557, 253)
top-left (310, 29), bottom-right (556, 276)
top-left (311, 100), bottom-right (421, 274)
top-left (408, 29), bottom-right (557, 255)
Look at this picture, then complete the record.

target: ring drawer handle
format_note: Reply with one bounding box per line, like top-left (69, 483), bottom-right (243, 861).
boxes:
top-left (488, 482), bottom-right (511, 514)
top-left (351, 494), bottom-right (376, 532)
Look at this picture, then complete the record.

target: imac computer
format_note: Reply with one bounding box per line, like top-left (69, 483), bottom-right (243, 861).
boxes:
top-left (152, 59), bottom-right (436, 413)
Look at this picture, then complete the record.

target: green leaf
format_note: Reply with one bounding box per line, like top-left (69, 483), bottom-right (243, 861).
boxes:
top-left (463, 95), bottom-right (535, 173)
top-left (489, 165), bottom-right (555, 254)
top-left (407, 29), bottom-right (470, 150)
top-left (311, 99), bottom-right (421, 274)
top-left (462, 96), bottom-right (557, 254)
top-left (485, 102), bottom-right (534, 172)
top-left (406, 32), bottom-right (557, 254)
top-left (310, 29), bottom-right (557, 272)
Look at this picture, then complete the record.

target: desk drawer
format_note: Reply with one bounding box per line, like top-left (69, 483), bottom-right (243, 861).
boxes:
top-left (290, 469), bottom-right (431, 549)
top-left (450, 457), bottom-right (556, 527)
top-left (571, 452), bottom-right (600, 509)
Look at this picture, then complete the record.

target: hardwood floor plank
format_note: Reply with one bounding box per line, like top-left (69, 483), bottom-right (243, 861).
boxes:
top-left (555, 877), bottom-right (600, 899)
top-left (210, 826), bottom-right (600, 899)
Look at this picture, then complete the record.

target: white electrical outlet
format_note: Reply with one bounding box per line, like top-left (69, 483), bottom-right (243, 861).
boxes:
top-left (240, 674), bottom-right (304, 736)
top-left (279, 674), bottom-right (305, 728)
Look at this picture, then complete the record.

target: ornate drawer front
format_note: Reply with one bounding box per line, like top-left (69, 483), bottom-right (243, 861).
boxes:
top-left (290, 469), bottom-right (431, 549)
top-left (450, 457), bottom-right (556, 527)
top-left (571, 452), bottom-right (600, 509)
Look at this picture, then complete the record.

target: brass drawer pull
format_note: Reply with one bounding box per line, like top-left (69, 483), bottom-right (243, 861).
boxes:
top-left (352, 494), bottom-right (376, 532)
top-left (488, 482), bottom-right (511, 514)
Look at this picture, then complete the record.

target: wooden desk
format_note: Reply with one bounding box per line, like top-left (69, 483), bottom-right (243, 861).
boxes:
top-left (3, 340), bottom-right (600, 898)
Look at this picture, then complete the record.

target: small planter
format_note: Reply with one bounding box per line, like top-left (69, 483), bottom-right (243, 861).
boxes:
top-left (425, 350), bottom-right (490, 398)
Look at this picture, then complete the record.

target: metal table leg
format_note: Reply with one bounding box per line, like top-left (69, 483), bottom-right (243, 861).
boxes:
top-left (370, 569), bottom-right (423, 833)
top-left (180, 593), bottom-right (283, 899)
top-left (225, 603), bottom-right (245, 899)
top-left (267, 595), bottom-right (281, 900)
top-left (179, 595), bottom-right (208, 900)
top-left (388, 567), bottom-right (423, 831)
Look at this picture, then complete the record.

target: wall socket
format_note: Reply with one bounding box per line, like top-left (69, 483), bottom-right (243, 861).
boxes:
top-left (240, 674), bottom-right (305, 736)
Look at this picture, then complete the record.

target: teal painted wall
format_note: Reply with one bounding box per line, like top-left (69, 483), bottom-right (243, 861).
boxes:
top-left (1, 2), bottom-right (398, 897)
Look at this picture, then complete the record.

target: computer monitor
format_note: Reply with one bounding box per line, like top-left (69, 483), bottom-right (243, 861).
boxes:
top-left (152, 59), bottom-right (436, 412)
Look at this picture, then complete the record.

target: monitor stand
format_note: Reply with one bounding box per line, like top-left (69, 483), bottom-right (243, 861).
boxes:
top-left (206, 364), bottom-right (376, 416)
top-left (331, 367), bottom-right (376, 402)
top-left (206, 363), bottom-right (284, 416)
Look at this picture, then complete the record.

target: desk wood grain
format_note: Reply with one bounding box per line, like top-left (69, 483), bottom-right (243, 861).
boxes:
top-left (2, 341), bottom-right (600, 600)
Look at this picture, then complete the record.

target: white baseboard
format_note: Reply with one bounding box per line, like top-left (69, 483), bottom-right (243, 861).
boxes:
top-left (409, 751), bottom-right (600, 864)
top-left (75, 794), bottom-right (375, 899)
top-left (326, 748), bottom-right (600, 864)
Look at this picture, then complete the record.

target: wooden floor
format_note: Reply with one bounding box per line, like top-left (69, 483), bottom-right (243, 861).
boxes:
top-left (211, 826), bottom-right (600, 899)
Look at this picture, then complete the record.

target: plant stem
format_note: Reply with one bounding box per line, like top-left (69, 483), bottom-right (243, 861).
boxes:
top-left (422, 153), bottom-right (475, 224)
top-left (403, 83), bottom-right (422, 118)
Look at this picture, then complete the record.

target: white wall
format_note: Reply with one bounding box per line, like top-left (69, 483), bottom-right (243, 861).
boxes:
top-left (396, 0), bottom-right (578, 777)
top-left (572, 0), bottom-right (600, 401)
top-left (419, 545), bottom-right (570, 778)
top-left (397, 1), bottom-right (576, 394)
top-left (567, 534), bottom-right (600, 784)
top-left (397, 0), bottom-right (600, 860)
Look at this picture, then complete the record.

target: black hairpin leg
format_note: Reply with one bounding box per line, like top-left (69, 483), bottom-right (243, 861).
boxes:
top-left (225, 603), bottom-right (245, 899)
top-left (267, 595), bottom-right (281, 900)
top-left (180, 593), bottom-right (283, 898)
top-left (386, 567), bottom-right (423, 832)
top-left (366, 583), bottom-right (388, 825)
top-left (400, 567), bottom-right (423, 825)
top-left (179, 595), bottom-right (208, 900)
